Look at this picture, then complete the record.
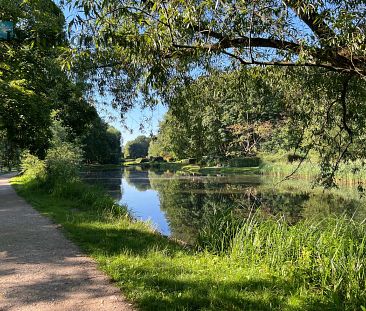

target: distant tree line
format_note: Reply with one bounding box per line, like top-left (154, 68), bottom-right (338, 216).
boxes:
top-left (123, 136), bottom-right (151, 159)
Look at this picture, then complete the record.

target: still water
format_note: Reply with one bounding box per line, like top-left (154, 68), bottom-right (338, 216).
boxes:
top-left (81, 166), bottom-right (366, 244)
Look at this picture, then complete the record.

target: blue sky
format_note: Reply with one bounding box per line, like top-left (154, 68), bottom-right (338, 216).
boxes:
top-left (97, 102), bottom-right (167, 145)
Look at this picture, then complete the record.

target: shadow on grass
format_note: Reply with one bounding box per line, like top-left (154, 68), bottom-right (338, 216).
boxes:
top-left (120, 257), bottom-right (341, 311)
top-left (64, 222), bottom-right (343, 311)
top-left (12, 182), bottom-right (347, 311)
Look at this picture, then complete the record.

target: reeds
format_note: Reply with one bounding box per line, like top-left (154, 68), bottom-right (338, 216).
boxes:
top-left (198, 209), bottom-right (366, 306)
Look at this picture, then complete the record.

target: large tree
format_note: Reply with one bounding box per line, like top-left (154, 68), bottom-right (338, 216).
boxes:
top-left (66, 0), bottom-right (366, 98)
top-left (65, 0), bottom-right (366, 184)
top-left (0, 0), bottom-right (66, 159)
top-left (124, 135), bottom-right (151, 159)
top-left (0, 0), bottom-right (122, 167)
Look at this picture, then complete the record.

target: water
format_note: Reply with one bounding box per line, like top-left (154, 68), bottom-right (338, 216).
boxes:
top-left (81, 166), bottom-right (366, 244)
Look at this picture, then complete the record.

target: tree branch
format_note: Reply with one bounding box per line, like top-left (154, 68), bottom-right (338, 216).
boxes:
top-left (283, 0), bottom-right (335, 40)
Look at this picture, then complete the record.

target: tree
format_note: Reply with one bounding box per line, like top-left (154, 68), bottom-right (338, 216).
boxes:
top-left (65, 1), bottom-right (366, 183)
top-left (66, 0), bottom-right (366, 103)
top-left (151, 69), bottom-right (285, 160)
top-left (123, 135), bottom-right (151, 159)
top-left (0, 0), bottom-right (121, 167)
top-left (82, 118), bottom-right (122, 164)
top-left (0, 0), bottom-right (66, 164)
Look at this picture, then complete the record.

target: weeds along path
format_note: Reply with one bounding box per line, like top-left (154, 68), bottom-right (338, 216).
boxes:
top-left (0, 173), bottom-right (134, 311)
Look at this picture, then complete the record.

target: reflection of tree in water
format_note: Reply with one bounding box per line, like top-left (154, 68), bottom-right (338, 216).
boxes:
top-left (149, 174), bottom-right (207, 244)
top-left (149, 172), bottom-right (366, 243)
top-left (122, 168), bottom-right (366, 244)
top-left (123, 167), bottom-right (152, 191)
top-left (300, 193), bottom-right (365, 221)
top-left (81, 169), bottom-right (123, 200)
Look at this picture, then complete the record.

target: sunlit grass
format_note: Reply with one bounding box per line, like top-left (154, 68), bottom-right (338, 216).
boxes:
top-left (261, 156), bottom-right (366, 185)
top-left (11, 174), bottom-right (366, 310)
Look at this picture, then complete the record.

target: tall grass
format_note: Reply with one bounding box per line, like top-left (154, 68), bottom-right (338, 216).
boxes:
top-left (262, 158), bottom-right (366, 185)
top-left (261, 160), bottom-right (320, 180)
top-left (198, 210), bottom-right (366, 307)
top-left (15, 151), bottom-right (366, 309)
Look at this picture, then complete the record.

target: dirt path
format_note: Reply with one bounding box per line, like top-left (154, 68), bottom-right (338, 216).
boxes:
top-left (0, 173), bottom-right (134, 311)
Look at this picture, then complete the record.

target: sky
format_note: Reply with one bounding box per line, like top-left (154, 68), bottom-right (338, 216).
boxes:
top-left (59, 1), bottom-right (167, 145)
top-left (97, 102), bottom-right (167, 146)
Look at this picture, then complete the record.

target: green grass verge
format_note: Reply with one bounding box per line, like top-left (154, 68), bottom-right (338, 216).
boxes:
top-left (10, 175), bottom-right (366, 311)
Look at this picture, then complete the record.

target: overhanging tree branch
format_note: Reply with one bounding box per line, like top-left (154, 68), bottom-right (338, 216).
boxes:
top-left (283, 0), bottom-right (335, 40)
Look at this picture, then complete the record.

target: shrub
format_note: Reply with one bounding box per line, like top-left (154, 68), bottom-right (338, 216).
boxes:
top-left (20, 151), bottom-right (46, 182)
top-left (150, 156), bottom-right (165, 163)
top-left (228, 157), bottom-right (261, 167)
top-left (45, 143), bottom-right (83, 187)
top-left (135, 157), bottom-right (149, 164)
top-left (287, 153), bottom-right (305, 162)
top-left (181, 158), bottom-right (196, 164)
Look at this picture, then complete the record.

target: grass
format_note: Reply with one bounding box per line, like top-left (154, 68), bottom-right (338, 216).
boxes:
top-left (260, 153), bottom-right (366, 185)
top-left (10, 174), bottom-right (366, 310)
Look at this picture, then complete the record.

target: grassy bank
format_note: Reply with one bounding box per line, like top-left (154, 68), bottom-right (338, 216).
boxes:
top-left (260, 153), bottom-right (366, 185)
top-left (11, 173), bottom-right (366, 310)
top-left (123, 161), bottom-right (261, 175)
top-left (123, 154), bottom-right (366, 185)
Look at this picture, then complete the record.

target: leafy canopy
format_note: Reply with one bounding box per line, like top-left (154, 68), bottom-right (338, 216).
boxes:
top-left (65, 0), bottom-right (366, 109)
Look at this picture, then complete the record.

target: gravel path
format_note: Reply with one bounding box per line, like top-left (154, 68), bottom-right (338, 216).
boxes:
top-left (0, 173), bottom-right (134, 311)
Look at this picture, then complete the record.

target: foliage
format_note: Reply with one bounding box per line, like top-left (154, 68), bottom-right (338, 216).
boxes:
top-left (0, 131), bottom-right (21, 171)
top-left (65, 0), bottom-right (366, 184)
top-left (198, 211), bottom-right (366, 306)
top-left (124, 135), bottom-right (151, 159)
top-left (66, 0), bottom-right (366, 108)
top-left (151, 69), bottom-right (285, 161)
top-left (45, 143), bottom-right (83, 188)
top-left (150, 66), bottom-right (366, 185)
top-left (0, 0), bottom-right (120, 167)
top-left (12, 170), bottom-right (366, 310)
top-left (82, 120), bottom-right (122, 164)
top-left (20, 151), bottom-right (46, 182)
top-left (0, 0), bottom-right (66, 159)
top-left (228, 157), bottom-right (262, 168)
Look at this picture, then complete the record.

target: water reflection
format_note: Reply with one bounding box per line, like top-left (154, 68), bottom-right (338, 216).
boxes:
top-left (81, 166), bottom-right (366, 244)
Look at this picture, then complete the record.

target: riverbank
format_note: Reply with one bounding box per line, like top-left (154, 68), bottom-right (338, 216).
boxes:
top-left (122, 160), bottom-right (261, 175)
top-left (122, 155), bottom-right (366, 185)
top-left (0, 173), bottom-right (133, 311)
top-left (11, 173), bottom-right (366, 310)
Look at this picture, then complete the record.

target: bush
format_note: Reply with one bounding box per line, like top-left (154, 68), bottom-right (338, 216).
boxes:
top-left (287, 153), bottom-right (305, 162)
top-left (20, 151), bottom-right (46, 182)
top-left (45, 143), bottom-right (83, 187)
top-left (228, 157), bottom-right (261, 167)
top-left (181, 158), bottom-right (196, 164)
top-left (205, 156), bottom-right (226, 167)
top-left (135, 157), bottom-right (149, 164)
top-left (150, 156), bottom-right (165, 163)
